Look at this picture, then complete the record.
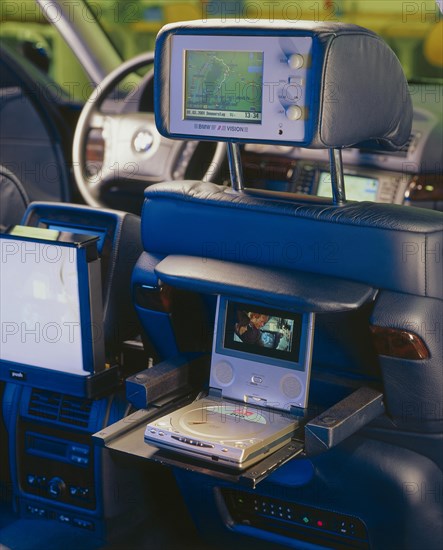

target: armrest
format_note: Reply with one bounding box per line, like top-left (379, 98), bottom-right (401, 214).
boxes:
top-left (305, 387), bottom-right (385, 455)
top-left (155, 255), bottom-right (377, 313)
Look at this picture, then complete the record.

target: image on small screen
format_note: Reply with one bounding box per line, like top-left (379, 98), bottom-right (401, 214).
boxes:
top-left (223, 301), bottom-right (302, 364)
top-left (317, 172), bottom-right (379, 202)
top-left (184, 50), bottom-right (264, 123)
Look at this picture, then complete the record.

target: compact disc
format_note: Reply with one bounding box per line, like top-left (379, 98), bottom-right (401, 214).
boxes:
top-left (175, 402), bottom-right (269, 441)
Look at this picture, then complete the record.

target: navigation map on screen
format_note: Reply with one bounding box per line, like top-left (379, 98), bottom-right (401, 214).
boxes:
top-left (184, 50), bottom-right (264, 123)
top-left (317, 172), bottom-right (379, 202)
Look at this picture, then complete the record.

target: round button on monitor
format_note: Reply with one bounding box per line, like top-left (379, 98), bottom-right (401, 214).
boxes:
top-left (288, 53), bottom-right (304, 69)
top-left (286, 105), bottom-right (303, 121)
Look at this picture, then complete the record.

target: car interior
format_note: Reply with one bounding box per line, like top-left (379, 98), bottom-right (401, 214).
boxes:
top-left (0, 2), bottom-right (442, 550)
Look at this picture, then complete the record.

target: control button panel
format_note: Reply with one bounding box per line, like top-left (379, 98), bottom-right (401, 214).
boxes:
top-left (171, 435), bottom-right (214, 448)
top-left (25, 471), bottom-right (92, 504)
top-left (69, 485), bottom-right (90, 499)
top-left (26, 505), bottom-right (47, 518)
top-left (68, 444), bottom-right (90, 466)
top-left (26, 474), bottom-right (47, 487)
top-left (223, 489), bottom-right (369, 548)
top-left (24, 467), bottom-right (94, 508)
top-left (24, 503), bottom-right (95, 531)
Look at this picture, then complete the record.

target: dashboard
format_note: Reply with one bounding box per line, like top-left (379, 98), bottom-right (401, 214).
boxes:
top-left (242, 104), bottom-right (442, 210)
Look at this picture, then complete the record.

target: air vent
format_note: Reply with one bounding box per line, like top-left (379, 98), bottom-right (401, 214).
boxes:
top-left (28, 390), bottom-right (60, 421)
top-left (60, 396), bottom-right (93, 427)
top-left (28, 389), bottom-right (92, 428)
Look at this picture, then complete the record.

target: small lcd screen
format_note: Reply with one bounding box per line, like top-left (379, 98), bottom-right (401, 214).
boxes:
top-left (223, 301), bottom-right (302, 363)
top-left (184, 50), bottom-right (264, 123)
top-left (317, 172), bottom-right (379, 202)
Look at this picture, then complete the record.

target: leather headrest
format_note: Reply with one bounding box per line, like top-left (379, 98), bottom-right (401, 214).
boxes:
top-left (155, 20), bottom-right (412, 149)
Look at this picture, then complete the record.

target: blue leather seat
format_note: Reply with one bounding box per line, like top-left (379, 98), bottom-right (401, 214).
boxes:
top-left (134, 180), bottom-right (443, 550)
top-left (132, 19), bottom-right (443, 550)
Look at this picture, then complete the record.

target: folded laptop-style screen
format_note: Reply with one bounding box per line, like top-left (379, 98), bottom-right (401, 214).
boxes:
top-left (1, 237), bottom-right (86, 375)
top-left (0, 228), bottom-right (104, 380)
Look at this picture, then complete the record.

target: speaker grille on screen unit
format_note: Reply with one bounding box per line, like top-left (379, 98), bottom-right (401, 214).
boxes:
top-left (281, 374), bottom-right (302, 399)
top-left (214, 361), bottom-right (234, 385)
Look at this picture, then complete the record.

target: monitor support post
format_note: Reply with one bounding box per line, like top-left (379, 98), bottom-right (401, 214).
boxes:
top-left (329, 148), bottom-right (347, 206)
top-left (227, 142), bottom-right (245, 192)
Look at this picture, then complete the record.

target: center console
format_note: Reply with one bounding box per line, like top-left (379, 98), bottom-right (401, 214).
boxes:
top-left (0, 207), bottom-right (147, 543)
top-left (242, 154), bottom-right (413, 204)
top-left (2, 382), bottom-right (147, 540)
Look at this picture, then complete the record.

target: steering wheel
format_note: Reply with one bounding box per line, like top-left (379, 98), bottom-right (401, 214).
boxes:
top-left (73, 53), bottom-right (226, 209)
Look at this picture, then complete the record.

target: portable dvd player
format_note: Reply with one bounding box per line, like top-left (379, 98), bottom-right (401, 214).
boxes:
top-left (144, 297), bottom-right (315, 470)
top-left (144, 395), bottom-right (299, 469)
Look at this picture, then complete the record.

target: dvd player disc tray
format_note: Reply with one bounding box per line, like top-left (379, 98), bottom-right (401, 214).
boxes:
top-left (144, 396), bottom-right (298, 470)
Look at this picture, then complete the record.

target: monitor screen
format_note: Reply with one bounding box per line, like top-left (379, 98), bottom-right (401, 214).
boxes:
top-left (317, 172), bottom-right (379, 202)
top-left (165, 32), bottom-right (312, 142)
top-left (223, 301), bottom-right (302, 364)
top-left (0, 229), bottom-right (104, 381)
top-left (184, 49), bottom-right (264, 124)
top-left (0, 238), bottom-right (87, 374)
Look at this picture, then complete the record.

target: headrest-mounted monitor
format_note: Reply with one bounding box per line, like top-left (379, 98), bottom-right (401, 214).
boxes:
top-left (155, 20), bottom-right (412, 149)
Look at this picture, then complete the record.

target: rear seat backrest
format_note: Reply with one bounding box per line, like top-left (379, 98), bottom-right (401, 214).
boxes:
top-left (135, 181), bottom-right (443, 430)
top-left (141, 181), bottom-right (442, 299)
